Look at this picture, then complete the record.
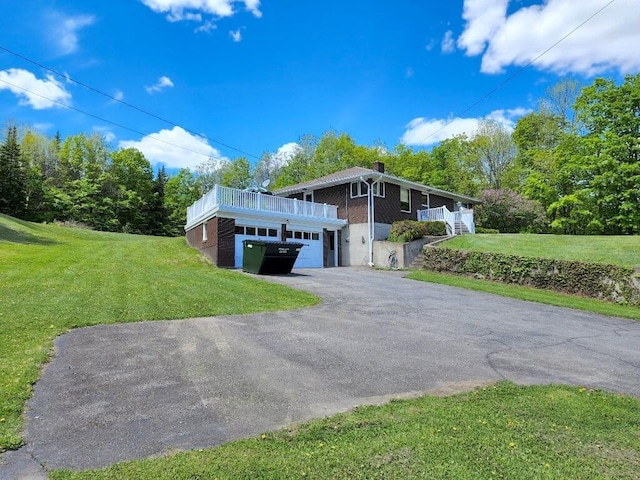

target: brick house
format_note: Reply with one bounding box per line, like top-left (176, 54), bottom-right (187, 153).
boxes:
top-left (185, 162), bottom-right (479, 269)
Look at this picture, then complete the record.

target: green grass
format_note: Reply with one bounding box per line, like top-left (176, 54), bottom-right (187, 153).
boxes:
top-left (406, 233), bottom-right (640, 320)
top-left (51, 382), bottom-right (640, 479)
top-left (4, 220), bottom-right (640, 478)
top-left (406, 270), bottom-right (640, 320)
top-left (0, 214), bottom-right (318, 451)
top-left (445, 234), bottom-right (640, 267)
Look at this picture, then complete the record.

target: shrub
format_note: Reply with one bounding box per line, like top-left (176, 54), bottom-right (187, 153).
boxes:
top-left (387, 220), bottom-right (446, 243)
top-left (475, 189), bottom-right (547, 233)
top-left (422, 247), bottom-right (640, 305)
top-left (423, 221), bottom-right (446, 236)
top-left (475, 227), bottom-right (500, 234)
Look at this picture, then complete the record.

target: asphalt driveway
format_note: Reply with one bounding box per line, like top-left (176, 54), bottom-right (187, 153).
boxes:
top-left (2, 267), bottom-right (639, 476)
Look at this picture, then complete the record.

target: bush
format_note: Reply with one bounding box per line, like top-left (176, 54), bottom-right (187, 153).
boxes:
top-left (422, 247), bottom-right (640, 305)
top-left (476, 189), bottom-right (547, 233)
top-left (475, 227), bottom-right (500, 234)
top-left (387, 220), bottom-right (446, 243)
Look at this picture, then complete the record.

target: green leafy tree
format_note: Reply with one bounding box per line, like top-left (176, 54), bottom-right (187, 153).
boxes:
top-left (165, 168), bottom-right (201, 235)
top-left (107, 148), bottom-right (154, 233)
top-left (0, 124), bottom-right (27, 218)
top-left (220, 157), bottom-right (253, 189)
top-left (470, 118), bottom-right (517, 190)
top-left (573, 74), bottom-right (640, 234)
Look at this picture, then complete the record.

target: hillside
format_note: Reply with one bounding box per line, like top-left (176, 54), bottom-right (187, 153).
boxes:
top-left (444, 234), bottom-right (640, 267)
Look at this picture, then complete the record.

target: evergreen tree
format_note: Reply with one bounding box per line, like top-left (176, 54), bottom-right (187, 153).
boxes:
top-left (147, 165), bottom-right (170, 235)
top-left (0, 125), bottom-right (27, 218)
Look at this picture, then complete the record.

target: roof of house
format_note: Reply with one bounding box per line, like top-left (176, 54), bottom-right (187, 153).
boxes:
top-left (273, 166), bottom-right (481, 204)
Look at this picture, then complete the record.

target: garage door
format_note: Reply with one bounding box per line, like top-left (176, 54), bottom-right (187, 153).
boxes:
top-left (234, 225), bottom-right (324, 269)
top-left (289, 230), bottom-right (323, 269)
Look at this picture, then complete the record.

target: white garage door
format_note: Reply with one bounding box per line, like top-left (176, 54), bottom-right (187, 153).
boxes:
top-left (234, 225), bottom-right (324, 269)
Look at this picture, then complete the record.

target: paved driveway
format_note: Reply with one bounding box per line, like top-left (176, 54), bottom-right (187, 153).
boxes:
top-left (2, 267), bottom-right (639, 476)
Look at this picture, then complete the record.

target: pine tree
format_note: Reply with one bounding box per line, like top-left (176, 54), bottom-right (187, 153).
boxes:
top-left (0, 125), bottom-right (27, 218)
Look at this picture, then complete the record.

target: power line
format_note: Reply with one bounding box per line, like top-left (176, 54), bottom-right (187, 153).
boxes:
top-left (0, 76), bottom-right (224, 160)
top-left (0, 44), bottom-right (261, 160)
top-left (419, 0), bottom-right (617, 144)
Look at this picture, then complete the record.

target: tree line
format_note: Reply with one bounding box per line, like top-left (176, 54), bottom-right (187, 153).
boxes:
top-left (1, 73), bottom-right (637, 236)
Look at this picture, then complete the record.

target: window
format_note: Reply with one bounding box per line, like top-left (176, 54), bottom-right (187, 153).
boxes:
top-left (257, 228), bottom-right (267, 236)
top-left (421, 193), bottom-right (430, 209)
top-left (311, 232), bottom-right (319, 241)
top-left (400, 187), bottom-right (411, 212)
top-left (303, 191), bottom-right (313, 202)
top-left (294, 231), bottom-right (303, 239)
top-left (303, 232), bottom-right (310, 240)
top-left (246, 226), bottom-right (256, 236)
top-left (350, 181), bottom-right (385, 198)
top-left (372, 182), bottom-right (385, 197)
top-left (268, 228), bottom-right (278, 237)
top-left (286, 231), bottom-right (293, 238)
top-left (235, 226), bottom-right (245, 235)
top-left (202, 222), bottom-right (208, 242)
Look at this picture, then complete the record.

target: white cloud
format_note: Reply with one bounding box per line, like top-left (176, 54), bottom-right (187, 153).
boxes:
top-left (229, 29), bottom-right (242, 42)
top-left (272, 142), bottom-right (301, 168)
top-left (458, 0), bottom-right (640, 75)
top-left (119, 126), bottom-right (228, 169)
top-left (145, 76), bottom-right (174, 94)
top-left (424, 39), bottom-right (438, 52)
top-left (195, 20), bottom-right (217, 32)
top-left (401, 108), bottom-right (530, 146)
top-left (113, 90), bottom-right (124, 101)
top-left (457, 0), bottom-right (508, 56)
top-left (47, 12), bottom-right (96, 55)
top-left (441, 30), bottom-right (456, 54)
top-left (0, 68), bottom-right (71, 109)
top-left (140, 0), bottom-right (262, 29)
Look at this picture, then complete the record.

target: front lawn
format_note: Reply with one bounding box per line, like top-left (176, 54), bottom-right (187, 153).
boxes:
top-left (0, 214), bottom-right (318, 451)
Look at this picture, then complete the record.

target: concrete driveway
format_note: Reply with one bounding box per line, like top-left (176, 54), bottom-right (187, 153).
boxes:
top-left (2, 267), bottom-right (639, 476)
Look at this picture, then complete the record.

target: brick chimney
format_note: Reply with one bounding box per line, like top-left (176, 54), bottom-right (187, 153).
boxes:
top-left (373, 161), bottom-right (385, 173)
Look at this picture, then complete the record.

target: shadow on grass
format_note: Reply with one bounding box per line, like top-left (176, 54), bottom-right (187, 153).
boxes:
top-left (0, 224), bottom-right (58, 245)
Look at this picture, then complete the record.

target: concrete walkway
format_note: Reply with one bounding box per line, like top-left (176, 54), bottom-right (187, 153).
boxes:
top-left (2, 268), bottom-right (639, 477)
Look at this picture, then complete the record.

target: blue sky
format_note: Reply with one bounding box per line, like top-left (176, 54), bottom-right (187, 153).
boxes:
top-left (0, 0), bottom-right (638, 172)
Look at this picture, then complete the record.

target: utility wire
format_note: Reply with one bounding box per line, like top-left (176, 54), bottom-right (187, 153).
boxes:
top-left (0, 44), bottom-right (261, 160)
top-left (0, 76), bottom-right (223, 160)
top-left (419, 0), bottom-right (617, 144)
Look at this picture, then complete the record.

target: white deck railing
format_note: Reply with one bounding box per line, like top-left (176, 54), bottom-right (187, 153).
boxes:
top-left (417, 206), bottom-right (475, 235)
top-left (186, 184), bottom-right (339, 227)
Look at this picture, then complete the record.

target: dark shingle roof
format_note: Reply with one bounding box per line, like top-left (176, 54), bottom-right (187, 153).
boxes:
top-left (273, 166), bottom-right (480, 204)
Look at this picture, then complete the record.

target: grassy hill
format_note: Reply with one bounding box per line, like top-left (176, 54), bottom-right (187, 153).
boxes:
top-left (0, 214), bottom-right (318, 451)
top-left (444, 234), bottom-right (640, 267)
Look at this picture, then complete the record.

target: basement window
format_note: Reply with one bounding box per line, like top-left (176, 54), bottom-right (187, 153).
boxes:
top-left (202, 222), bottom-right (208, 242)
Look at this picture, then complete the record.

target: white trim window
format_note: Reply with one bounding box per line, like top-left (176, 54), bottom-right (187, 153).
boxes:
top-left (400, 187), bottom-right (411, 213)
top-left (350, 181), bottom-right (385, 198)
top-left (202, 221), bottom-right (208, 242)
top-left (303, 191), bottom-right (313, 202)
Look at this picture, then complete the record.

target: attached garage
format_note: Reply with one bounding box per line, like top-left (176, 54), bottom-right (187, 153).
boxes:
top-left (185, 185), bottom-right (347, 270)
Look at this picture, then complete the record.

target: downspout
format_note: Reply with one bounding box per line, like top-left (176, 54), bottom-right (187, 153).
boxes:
top-left (365, 175), bottom-right (383, 267)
